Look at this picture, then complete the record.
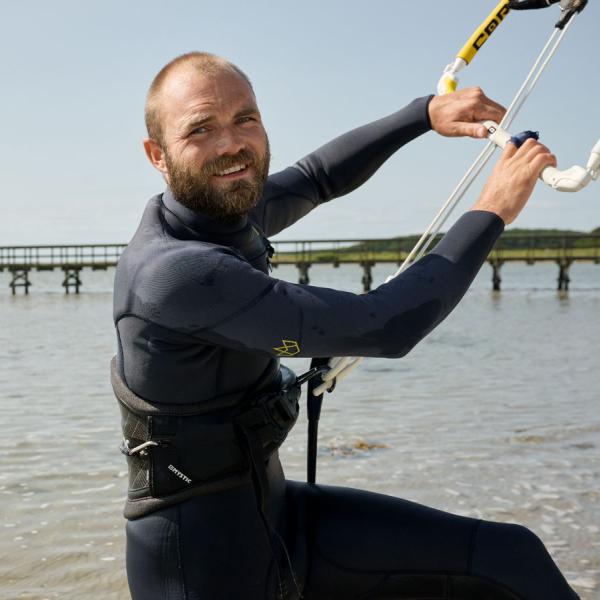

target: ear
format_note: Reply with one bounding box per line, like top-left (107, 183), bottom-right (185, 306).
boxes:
top-left (143, 138), bottom-right (169, 181)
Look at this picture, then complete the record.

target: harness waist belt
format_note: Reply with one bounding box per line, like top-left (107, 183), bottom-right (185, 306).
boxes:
top-left (110, 357), bottom-right (300, 519)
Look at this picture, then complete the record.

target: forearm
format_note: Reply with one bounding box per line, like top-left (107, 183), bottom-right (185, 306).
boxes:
top-left (292, 95), bottom-right (433, 203)
top-left (257, 96), bottom-right (433, 235)
top-left (365, 209), bottom-right (504, 357)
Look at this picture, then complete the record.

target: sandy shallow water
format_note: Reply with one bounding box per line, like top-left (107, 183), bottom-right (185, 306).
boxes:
top-left (1, 263), bottom-right (599, 599)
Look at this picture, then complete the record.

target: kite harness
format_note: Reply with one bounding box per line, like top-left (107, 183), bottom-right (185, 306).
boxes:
top-left (113, 357), bottom-right (329, 518)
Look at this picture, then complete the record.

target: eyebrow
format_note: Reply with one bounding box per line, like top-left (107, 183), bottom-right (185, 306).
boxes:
top-left (182, 105), bottom-right (259, 131)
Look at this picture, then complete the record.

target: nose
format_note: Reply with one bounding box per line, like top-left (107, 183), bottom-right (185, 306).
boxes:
top-left (214, 126), bottom-right (245, 156)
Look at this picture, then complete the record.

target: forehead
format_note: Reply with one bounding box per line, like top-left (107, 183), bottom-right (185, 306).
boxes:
top-left (160, 67), bottom-right (257, 132)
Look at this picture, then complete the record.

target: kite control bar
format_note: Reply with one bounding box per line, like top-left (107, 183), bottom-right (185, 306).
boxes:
top-left (411, 0), bottom-right (593, 274)
top-left (306, 1), bottom-right (596, 480)
top-left (484, 121), bottom-right (600, 192)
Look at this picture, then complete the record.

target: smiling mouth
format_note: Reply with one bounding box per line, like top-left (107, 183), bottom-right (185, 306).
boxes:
top-left (214, 164), bottom-right (249, 178)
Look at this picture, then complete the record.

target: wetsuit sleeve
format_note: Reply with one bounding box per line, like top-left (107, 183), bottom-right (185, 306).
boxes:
top-left (253, 96), bottom-right (433, 236)
top-left (159, 210), bottom-right (502, 359)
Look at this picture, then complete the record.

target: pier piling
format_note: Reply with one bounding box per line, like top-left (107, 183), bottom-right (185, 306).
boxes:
top-left (62, 267), bottom-right (82, 294)
top-left (297, 262), bottom-right (311, 285)
top-left (490, 260), bottom-right (503, 292)
top-left (361, 262), bottom-right (374, 292)
top-left (9, 268), bottom-right (31, 295)
top-left (557, 260), bottom-right (572, 292)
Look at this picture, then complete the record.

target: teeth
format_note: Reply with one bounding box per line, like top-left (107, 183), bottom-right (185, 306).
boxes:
top-left (218, 164), bottom-right (246, 176)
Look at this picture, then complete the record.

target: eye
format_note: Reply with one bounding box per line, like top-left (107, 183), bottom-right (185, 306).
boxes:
top-left (236, 115), bottom-right (256, 125)
top-left (190, 126), bottom-right (209, 135)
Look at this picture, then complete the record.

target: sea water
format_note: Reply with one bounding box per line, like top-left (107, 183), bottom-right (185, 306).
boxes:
top-left (1, 263), bottom-right (599, 599)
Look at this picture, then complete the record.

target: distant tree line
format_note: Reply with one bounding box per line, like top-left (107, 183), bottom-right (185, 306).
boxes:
top-left (497, 227), bottom-right (600, 249)
top-left (347, 227), bottom-right (600, 253)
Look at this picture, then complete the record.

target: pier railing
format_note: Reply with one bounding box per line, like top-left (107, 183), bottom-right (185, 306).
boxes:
top-left (1, 233), bottom-right (599, 293)
top-left (0, 244), bottom-right (125, 269)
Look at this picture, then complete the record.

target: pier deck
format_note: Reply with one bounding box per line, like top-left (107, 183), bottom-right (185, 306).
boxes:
top-left (1, 234), bottom-right (598, 294)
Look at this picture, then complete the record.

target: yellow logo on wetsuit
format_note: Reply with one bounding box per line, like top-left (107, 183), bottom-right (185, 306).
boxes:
top-left (273, 340), bottom-right (300, 357)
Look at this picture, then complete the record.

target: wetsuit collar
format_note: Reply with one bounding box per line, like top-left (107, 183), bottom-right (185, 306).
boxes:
top-left (161, 187), bottom-right (248, 237)
top-left (160, 188), bottom-right (273, 274)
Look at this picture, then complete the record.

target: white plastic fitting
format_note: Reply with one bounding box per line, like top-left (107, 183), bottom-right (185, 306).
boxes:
top-left (482, 121), bottom-right (599, 193)
top-left (541, 165), bottom-right (591, 192)
top-left (436, 58), bottom-right (468, 95)
top-left (586, 139), bottom-right (600, 179)
top-left (482, 120), bottom-right (512, 148)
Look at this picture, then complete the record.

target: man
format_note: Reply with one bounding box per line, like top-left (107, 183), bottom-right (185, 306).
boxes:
top-left (113, 52), bottom-right (579, 599)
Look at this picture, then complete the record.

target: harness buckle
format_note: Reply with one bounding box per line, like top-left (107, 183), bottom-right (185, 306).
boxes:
top-left (119, 439), bottom-right (163, 457)
top-left (264, 389), bottom-right (299, 430)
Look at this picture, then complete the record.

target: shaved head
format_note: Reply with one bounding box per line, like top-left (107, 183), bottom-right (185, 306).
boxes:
top-left (145, 52), bottom-right (253, 146)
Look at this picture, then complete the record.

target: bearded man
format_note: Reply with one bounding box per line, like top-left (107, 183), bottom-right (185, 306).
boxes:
top-left (112, 52), bottom-right (579, 599)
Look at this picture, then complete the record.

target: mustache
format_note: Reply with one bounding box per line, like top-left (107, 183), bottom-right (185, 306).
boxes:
top-left (202, 149), bottom-right (257, 175)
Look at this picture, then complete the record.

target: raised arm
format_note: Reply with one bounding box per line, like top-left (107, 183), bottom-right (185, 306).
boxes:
top-left (134, 138), bottom-right (556, 360)
top-left (148, 211), bottom-right (502, 359)
top-left (254, 87), bottom-right (508, 237)
top-left (254, 96), bottom-right (433, 236)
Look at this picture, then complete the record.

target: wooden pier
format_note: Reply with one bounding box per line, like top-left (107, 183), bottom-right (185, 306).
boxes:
top-left (0, 245), bottom-right (122, 295)
top-left (1, 234), bottom-right (598, 294)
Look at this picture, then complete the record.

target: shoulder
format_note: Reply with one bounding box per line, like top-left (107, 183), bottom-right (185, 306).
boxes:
top-left (120, 194), bottom-right (244, 282)
top-left (115, 236), bottom-right (271, 330)
top-left (128, 236), bottom-right (245, 290)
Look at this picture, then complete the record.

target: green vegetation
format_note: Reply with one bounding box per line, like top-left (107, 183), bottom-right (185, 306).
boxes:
top-left (271, 227), bottom-right (600, 264)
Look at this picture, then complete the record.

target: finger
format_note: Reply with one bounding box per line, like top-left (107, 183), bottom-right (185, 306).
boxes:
top-left (478, 93), bottom-right (507, 117)
top-left (466, 87), bottom-right (507, 121)
top-left (473, 102), bottom-right (506, 123)
top-left (521, 140), bottom-right (552, 160)
top-left (514, 137), bottom-right (542, 156)
top-left (530, 142), bottom-right (552, 157)
top-left (500, 140), bottom-right (519, 161)
top-left (485, 98), bottom-right (507, 116)
top-left (530, 152), bottom-right (558, 175)
top-left (453, 122), bottom-right (489, 139)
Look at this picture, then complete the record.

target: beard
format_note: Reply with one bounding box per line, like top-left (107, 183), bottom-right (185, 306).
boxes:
top-left (164, 140), bottom-right (271, 222)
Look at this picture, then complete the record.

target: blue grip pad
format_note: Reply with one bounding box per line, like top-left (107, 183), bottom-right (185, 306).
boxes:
top-left (510, 130), bottom-right (540, 148)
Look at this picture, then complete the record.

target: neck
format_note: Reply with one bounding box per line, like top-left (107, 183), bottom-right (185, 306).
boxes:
top-left (162, 188), bottom-right (248, 235)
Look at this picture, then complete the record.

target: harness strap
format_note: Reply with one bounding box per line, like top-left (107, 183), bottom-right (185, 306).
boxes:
top-left (234, 421), bottom-right (271, 513)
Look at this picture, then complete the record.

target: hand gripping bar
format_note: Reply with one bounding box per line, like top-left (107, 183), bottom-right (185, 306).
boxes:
top-left (484, 121), bottom-right (600, 192)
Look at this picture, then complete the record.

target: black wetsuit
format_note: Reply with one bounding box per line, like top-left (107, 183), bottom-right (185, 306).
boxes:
top-left (114, 96), bottom-right (579, 599)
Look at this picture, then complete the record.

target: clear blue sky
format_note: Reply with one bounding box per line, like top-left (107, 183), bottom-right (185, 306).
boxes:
top-left (1, 0), bottom-right (598, 245)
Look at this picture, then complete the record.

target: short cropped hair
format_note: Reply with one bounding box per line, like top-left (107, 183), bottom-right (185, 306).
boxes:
top-left (144, 52), bottom-right (253, 146)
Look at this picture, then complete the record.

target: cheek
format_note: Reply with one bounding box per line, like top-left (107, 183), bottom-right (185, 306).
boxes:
top-left (246, 129), bottom-right (268, 156)
top-left (179, 145), bottom-right (210, 169)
